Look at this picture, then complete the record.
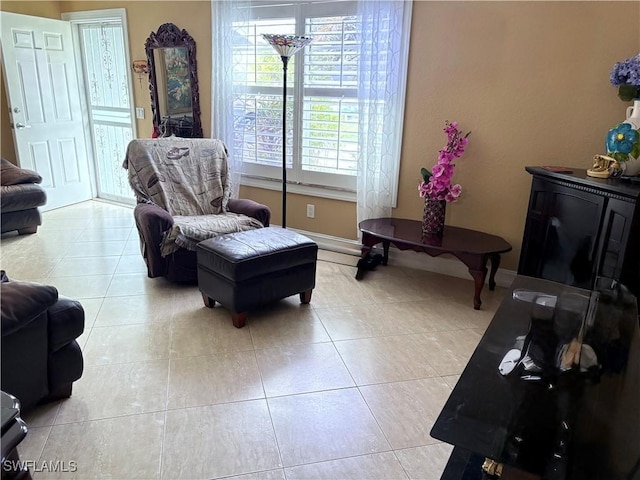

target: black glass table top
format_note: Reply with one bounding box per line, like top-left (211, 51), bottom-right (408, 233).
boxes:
top-left (431, 276), bottom-right (640, 480)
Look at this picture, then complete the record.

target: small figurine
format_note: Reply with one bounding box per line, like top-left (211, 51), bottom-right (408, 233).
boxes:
top-left (586, 154), bottom-right (622, 178)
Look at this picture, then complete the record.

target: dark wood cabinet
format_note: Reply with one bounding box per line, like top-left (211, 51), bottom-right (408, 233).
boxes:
top-left (518, 167), bottom-right (640, 299)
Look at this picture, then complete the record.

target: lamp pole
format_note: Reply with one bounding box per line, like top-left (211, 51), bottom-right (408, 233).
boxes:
top-left (281, 55), bottom-right (289, 228)
top-left (262, 34), bottom-right (313, 229)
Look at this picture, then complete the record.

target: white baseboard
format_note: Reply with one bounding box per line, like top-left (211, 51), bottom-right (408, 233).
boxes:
top-left (290, 226), bottom-right (517, 289)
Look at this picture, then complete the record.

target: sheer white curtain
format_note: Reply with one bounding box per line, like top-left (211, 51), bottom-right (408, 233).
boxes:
top-left (356, 0), bottom-right (413, 226)
top-left (212, 0), bottom-right (251, 198)
top-left (213, 0), bottom-right (412, 216)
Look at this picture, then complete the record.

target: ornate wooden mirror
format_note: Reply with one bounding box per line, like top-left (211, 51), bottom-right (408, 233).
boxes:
top-left (145, 23), bottom-right (203, 138)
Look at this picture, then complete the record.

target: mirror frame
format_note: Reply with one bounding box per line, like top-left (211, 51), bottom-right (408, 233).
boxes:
top-left (145, 23), bottom-right (203, 138)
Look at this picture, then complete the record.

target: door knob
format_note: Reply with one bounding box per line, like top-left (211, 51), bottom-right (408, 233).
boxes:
top-left (14, 123), bottom-right (31, 129)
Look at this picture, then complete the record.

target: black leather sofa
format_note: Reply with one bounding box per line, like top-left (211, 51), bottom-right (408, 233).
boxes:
top-left (0, 159), bottom-right (46, 235)
top-left (0, 272), bottom-right (84, 413)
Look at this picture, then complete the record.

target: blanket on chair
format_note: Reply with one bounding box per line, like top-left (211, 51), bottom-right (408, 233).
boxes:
top-left (123, 138), bottom-right (263, 256)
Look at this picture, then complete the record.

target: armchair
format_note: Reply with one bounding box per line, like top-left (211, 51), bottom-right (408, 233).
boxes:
top-left (0, 272), bottom-right (84, 413)
top-left (123, 138), bottom-right (271, 282)
top-left (0, 158), bottom-right (46, 235)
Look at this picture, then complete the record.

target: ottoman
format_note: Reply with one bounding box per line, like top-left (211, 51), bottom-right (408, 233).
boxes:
top-left (197, 227), bottom-right (318, 328)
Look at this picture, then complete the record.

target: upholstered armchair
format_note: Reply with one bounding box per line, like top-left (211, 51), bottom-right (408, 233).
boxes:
top-left (0, 272), bottom-right (84, 413)
top-left (0, 158), bottom-right (46, 235)
top-left (123, 138), bottom-right (271, 282)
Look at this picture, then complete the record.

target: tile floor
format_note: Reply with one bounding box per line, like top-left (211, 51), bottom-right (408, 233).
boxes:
top-left (0, 201), bottom-right (507, 480)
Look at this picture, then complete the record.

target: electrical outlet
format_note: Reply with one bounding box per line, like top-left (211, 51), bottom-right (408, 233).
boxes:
top-left (135, 107), bottom-right (145, 119)
top-left (306, 204), bottom-right (315, 218)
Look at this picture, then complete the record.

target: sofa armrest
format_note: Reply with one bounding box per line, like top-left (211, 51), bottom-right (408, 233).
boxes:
top-left (228, 198), bottom-right (271, 227)
top-left (1, 158), bottom-right (42, 185)
top-left (133, 203), bottom-right (174, 278)
top-left (1, 280), bottom-right (58, 336)
top-left (47, 296), bottom-right (85, 352)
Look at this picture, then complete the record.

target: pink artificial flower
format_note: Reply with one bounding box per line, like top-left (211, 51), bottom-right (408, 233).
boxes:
top-left (432, 177), bottom-right (449, 193)
top-left (432, 163), bottom-right (445, 177)
top-left (449, 184), bottom-right (462, 198)
top-left (438, 151), bottom-right (453, 163)
top-left (418, 181), bottom-right (428, 198)
top-left (418, 121), bottom-right (471, 203)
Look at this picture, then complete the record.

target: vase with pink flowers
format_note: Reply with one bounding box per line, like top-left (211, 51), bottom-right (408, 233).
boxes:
top-left (418, 121), bottom-right (471, 237)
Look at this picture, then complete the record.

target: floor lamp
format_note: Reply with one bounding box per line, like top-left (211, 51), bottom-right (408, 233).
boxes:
top-left (262, 34), bottom-right (313, 228)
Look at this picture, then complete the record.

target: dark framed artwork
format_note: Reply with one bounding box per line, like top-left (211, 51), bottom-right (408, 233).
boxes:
top-left (162, 47), bottom-right (192, 115)
top-left (145, 23), bottom-right (203, 137)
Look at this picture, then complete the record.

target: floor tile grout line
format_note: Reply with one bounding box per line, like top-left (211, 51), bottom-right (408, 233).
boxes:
top-left (279, 449), bottom-right (418, 474)
top-left (390, 449), bottom-right (413, 480)
top-left (278, 445), bottom-right (396, 471)
top-left (158, 352), bottom-right (171, 480)
top-left (29, 423), bottom-right (54, 466)
top-left (4, 200), bottom-right (504, 479)
top-left (250, 347), bottom-right (286, 472)
top-left (213, 467), bottom-right (285, 480)
top-left (48, 406), bottom-right (170, 427)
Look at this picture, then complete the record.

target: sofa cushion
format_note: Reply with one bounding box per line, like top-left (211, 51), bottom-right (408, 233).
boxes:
top-left (1, 158), bottom-right (42, 185)
top-left (0, 184), bottom-right (47, 213)
top-left (1, 281), bottom-right (58, 336)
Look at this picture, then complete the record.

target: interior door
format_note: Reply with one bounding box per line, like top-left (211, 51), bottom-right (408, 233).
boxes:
top-left (1, 12), bottom-right (92, 211)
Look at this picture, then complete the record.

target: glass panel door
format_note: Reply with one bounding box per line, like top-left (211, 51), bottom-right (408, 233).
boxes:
top-left (78, 21), bottom-right (134, 204)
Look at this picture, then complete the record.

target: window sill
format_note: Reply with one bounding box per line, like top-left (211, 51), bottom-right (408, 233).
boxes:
top-left (240, 176), bottom-right (356, 203)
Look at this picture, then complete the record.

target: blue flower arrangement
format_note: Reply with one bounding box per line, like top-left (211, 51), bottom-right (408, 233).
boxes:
top-left (610, 53), bottom-right (640, 101)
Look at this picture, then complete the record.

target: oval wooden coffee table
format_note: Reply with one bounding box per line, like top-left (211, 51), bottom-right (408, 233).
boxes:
top-left (357, 218), bottom-right (512, 310)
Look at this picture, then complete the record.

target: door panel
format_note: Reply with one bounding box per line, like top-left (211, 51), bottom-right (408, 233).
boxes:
top-left (30, 142), bottom-right (53, 188)
top-left (1, 12), bottom-right (92, 211)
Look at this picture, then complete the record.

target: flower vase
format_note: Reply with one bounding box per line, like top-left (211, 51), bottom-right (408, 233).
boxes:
top-left (622, 98), bottom-right (640, 176)
top-left (626, 99), bottom-right (640, 129)
top-left (422, 199), bottom-right (446, 237)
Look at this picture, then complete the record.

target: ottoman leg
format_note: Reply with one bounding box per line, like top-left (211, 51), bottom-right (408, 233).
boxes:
top-left (202, 293), bottom-right (215, 308)
top-left (231, 311), bottom-right (247, 328)
top-left (300, 289), bottom-right (313, 304)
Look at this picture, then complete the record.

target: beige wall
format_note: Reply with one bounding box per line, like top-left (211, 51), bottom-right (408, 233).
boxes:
top-left (396, 1), bottom-right (639, 270)
top-left (59, 0), bottom-right (212, 139)
top-left (1, 1), bottom-right (638, 270)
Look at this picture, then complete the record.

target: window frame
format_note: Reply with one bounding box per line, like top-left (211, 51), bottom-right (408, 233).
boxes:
top-left (237, 1), bottom-right (360, 199)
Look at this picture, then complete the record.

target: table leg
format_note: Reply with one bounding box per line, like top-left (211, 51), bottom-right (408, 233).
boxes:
top-left (488, 254), bottom-right (500, 291)
top-left (382, 241), bottom-right (390, 266)
top-left (355, 249), bottom-right (370, 281)
top-left (356, 232), bottom-right (382, 280)
top-left (469, 267), bottom-right (488, 310)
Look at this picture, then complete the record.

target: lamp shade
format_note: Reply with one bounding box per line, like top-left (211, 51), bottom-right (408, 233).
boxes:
top-left (262, 34), bottom-right (313, 58)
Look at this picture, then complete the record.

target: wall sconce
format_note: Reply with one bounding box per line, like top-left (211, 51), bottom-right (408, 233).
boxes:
top-left (132, 60), bottom-right (149, 86)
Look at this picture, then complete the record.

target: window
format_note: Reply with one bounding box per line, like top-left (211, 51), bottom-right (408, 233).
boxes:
top-left (215, 0), bottom-right (411, 208)
top-left (232, 2), bottom-right (360, 192)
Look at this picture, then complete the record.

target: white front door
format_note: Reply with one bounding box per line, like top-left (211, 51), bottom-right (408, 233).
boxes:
top-left (1, 12), bottom-right (92, 211)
